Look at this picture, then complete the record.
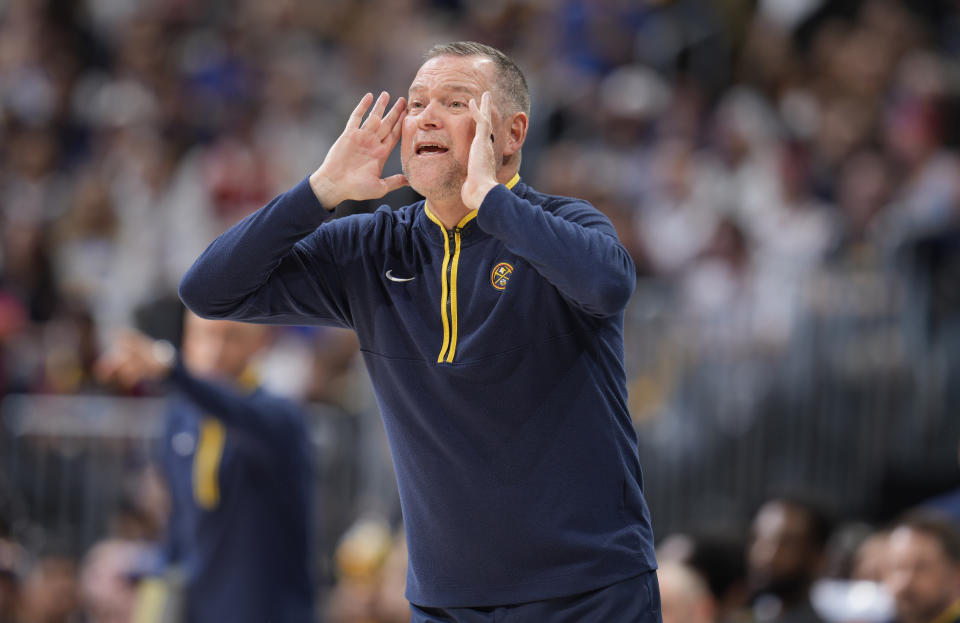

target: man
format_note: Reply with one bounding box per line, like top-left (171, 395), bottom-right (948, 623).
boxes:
top-left (180, 42), bottom-right (659, 621)
top-left (743, 498), bottom-right (829, 622)
top-left (96, 315), bottom-right (315, 623)
top-left (885, 513), bottom-right (960, 623)
top-left (79, 538), bottom-right (145, 623)
top-left (657, 561), bottom-right (717, 623)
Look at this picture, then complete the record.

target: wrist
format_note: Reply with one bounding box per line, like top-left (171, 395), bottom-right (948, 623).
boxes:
top-left (308, 170), bottom-right (342, 210)
top-left (465, 180), bottom-right (499, 211)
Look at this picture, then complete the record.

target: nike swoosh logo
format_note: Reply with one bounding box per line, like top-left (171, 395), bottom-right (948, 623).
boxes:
top-left (385, 270), bottom-right (416, 282)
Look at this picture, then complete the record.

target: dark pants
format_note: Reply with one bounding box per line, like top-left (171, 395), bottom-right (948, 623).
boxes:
top-left (410, 570), bottom-right (662, 623)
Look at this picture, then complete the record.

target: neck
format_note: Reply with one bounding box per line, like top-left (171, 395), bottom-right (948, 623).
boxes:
top-left (425, 193), bottom-right (470, 231)
top-left (425, 169), bottom-right (520, 231)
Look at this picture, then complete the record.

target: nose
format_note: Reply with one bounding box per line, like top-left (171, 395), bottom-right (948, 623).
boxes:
top-left (885, 568), bottom-right (912, 599)
top-left (417, 100), bottom-right (443, 129)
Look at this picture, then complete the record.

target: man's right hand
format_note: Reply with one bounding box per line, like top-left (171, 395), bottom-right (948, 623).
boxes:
top-left (95, 329), bottom-right (175, 390)
top-left (309, 92), bottom-right (408, 209)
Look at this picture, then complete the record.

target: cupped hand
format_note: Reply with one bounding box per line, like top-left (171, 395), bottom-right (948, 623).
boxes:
top-left (461, 91), bottom-right (500, 211)
top-left (309, 92), bottom-right (409, 208)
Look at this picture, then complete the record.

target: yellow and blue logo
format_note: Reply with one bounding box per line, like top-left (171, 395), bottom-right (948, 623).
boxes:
top-left (490, 262), bottom-right (514, 291)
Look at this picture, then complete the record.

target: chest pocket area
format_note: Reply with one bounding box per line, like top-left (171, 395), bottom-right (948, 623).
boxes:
top-left (193, 417), bottom-right (225, 509)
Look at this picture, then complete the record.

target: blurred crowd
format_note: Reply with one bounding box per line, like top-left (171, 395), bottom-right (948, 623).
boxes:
top-left (1, 0), bottom-right (960, 621)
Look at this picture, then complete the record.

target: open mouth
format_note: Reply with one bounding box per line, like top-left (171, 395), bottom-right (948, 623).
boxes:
top-left (415, 144), bottom-right (449, 155)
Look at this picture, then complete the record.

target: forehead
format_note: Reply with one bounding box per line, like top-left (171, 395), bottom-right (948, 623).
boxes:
top-left (889, 527), bottom-right (947, 561)
top-left (409, 54), bottom-right (496, 94)
top-left (753, 502), bottom-right (809, 538)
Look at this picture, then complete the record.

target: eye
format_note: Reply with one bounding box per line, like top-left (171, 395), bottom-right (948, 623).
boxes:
top-left (449, 100), bottom-right (467, 109)
top-left (409, 100), bottom-right (424, 110)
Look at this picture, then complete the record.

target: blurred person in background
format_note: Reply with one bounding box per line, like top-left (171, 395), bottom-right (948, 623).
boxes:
top-left (0, 538), bottom-right (23, 623)
top-left (15, 551), bottom-right (81, 623)
top-left (180, 41), bottom-right (660, 622)
top-left (95, 312), bottom-right (315, 623)
top-left (326, 524), bottom-right (409, 623)
top-left (657, 560), bottom-right (717, 623)
top-left (884, 513), bottom-right (960, 623)
top-left (658, 530), bottom-right (750, 623)
top-left (853, 530), bottom-right (891, 584)
top-left (743, 497), bottom-right (831, 622)
top-left (78, 539), bottom-right (145, 623)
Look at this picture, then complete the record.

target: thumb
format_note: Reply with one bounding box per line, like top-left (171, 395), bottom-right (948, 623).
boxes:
top-left (381, 174), bottom-right (409, 194)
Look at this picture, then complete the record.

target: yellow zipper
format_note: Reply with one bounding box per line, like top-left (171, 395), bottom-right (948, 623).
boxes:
top-left (425, 207), bottom-right (476, 363)
top-left (424, 174), bottom-right (520, 363)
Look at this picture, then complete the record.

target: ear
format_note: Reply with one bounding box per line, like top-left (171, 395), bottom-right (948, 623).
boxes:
top-left (502, 111), bottom-right (528, 158)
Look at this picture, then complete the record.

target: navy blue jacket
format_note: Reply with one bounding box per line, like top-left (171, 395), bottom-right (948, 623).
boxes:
top-left (161, 360), bottom-right (314, 623)
top-left (180, 175), bottom-right (657, 607)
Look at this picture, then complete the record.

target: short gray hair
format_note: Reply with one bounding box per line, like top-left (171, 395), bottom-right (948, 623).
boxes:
top-left (425, 41), bottom-right (530, 116)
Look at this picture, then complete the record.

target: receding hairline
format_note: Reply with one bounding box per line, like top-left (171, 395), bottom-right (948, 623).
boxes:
top-left (422, 42), bottom-right (530, 116)
top-left (891, 512), bottom-right (960, 564)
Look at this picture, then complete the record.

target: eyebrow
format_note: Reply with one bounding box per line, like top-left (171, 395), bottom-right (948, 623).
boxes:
top-left (408, 84), bottom-right (479, 96)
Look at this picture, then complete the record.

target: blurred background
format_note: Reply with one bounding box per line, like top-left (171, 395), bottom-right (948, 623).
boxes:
top-left (1, 0), bottom-right (960, 621)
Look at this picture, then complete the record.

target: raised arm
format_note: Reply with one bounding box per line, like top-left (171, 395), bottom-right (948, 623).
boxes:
top-left (96, 330), bottom-right (301, 442)
top-left (179, 92), bottom-right (408, 325)
top-left (463, 93), bottom-right (635, 317)
top-left (478, 189), bottom-right (636, 317)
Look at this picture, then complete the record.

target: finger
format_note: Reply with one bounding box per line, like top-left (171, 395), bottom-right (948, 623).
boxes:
top-left (93, 354), bottom-right (120, 384)
top-left (469, 97), bottom-right (483, 124)
top-left (346, 93), bottom-right (374, 130)
top-left (378, 97), bottom-right (406, 141)
top-left (380, 174), bottom-right (409, 194)
top-left (118, 359), bottom-right (148, 388)
top-left (361, 91), bottom-right (389, 131)
top-left (471, 97), bottom-right (492, 134)
top-left (469, 98), bottom-right (493, 149)
top-left (385, 108), bottom-right (406, 147)
top-left (109, 359), bottom-right (134, 389)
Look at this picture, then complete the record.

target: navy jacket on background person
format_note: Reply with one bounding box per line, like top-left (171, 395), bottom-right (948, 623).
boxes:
top-left (179, 174), bottom-right (658, 607)
top-left (159, 359), bottom-right (315, 623)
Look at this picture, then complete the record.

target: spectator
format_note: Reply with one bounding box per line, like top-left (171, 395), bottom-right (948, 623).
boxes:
top-left (78, 538), bottom-right (144, 623)
top-left (744, 497), bottom-right (831, 622)
top-left (0, 538), bottom-right (23, 623)
top-left (16, 552), bottom-right (81, 623)
top-left (853, 530), bottom-right (890, 584)
top-left (885, 513), bottom-right (960, 623)
top-left (657, 530), bottom-right (750, 623)
top-left (658, 560), bottom-right (717, 623)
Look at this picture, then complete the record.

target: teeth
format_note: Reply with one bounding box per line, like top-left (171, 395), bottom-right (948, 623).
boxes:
top-left (417, 144), bottom-right (446, 154)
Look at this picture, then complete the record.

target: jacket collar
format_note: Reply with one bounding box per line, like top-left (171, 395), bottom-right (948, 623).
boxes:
top-left (416, 174), bottom-right (522, 247)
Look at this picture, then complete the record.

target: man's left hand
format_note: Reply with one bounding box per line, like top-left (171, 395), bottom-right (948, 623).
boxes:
top-left (462, 92), bottom-right (499, 211)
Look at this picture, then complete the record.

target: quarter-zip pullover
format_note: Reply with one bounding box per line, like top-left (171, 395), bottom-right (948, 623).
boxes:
top-left (179, 175), bottom-right (657, 607)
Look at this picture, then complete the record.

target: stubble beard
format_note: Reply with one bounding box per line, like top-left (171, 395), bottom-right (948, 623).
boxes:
top-left (402, 156), bottom-right (467, 203)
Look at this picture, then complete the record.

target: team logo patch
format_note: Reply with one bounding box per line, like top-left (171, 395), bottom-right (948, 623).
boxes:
top-left (490, 262), bottom-right (514, 291)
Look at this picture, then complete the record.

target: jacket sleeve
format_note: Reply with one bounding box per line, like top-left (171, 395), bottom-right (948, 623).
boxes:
top-left (475, 184), bottom-right (636, 317)
top-left (167, 358), bottom-right (304, 444)
top-left (179, 176), bottom-right (353, 327)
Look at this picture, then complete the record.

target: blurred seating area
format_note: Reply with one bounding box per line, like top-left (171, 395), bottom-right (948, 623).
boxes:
top-left (2, 0), bottom-right (960, 621)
